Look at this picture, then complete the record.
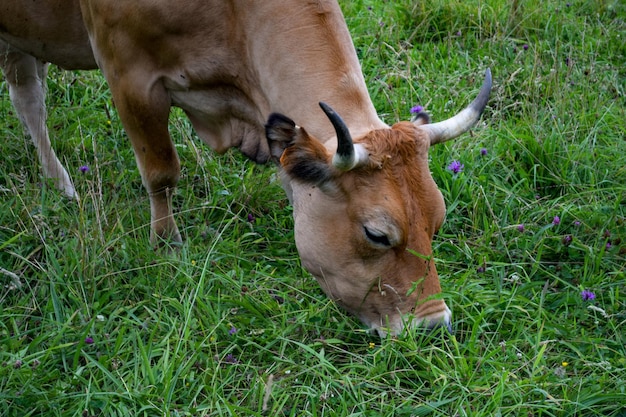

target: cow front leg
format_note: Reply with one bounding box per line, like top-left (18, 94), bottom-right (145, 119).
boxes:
top-left (0, 42), bottom-right (77, 198)
top-left (108, 77), bottom-right (182, 245)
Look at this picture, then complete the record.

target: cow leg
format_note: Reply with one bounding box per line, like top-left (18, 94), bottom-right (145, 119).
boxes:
top-left (107, 76), bottom-right (182, 244)
top-left (0, 42), bottom-right (77, 199)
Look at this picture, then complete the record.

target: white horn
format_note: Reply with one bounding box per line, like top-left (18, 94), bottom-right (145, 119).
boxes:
top-left (423, 68), bottom-right (492, 146)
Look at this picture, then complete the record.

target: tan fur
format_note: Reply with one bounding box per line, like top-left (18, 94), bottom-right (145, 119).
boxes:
top-left (0, 0), bottom-right (480, 336)
top-left (279, 121), bottom-right (449, 335)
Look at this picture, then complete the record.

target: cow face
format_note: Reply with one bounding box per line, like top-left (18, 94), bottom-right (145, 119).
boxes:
top-left (266, 70), bottom-right (491, 337)
top-left (268, 116), bottom-right (451, 336)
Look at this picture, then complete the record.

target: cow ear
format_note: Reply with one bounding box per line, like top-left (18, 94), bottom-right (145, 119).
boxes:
top-left (266, 113), bottom-right (333, 185)
top-left (266, 113), bottom-right (298, 162)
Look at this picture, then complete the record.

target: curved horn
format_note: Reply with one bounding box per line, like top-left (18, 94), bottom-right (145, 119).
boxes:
top-left (423, 68), bottom-right (492, 146)
top-left (319, 102), bottom-right (368, 171)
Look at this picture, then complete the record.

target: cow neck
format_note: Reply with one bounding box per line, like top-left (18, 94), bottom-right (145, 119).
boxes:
top-left (247, 1), bottom-right (386, 147)
top-left (266, 69), bottom-right (387, 150)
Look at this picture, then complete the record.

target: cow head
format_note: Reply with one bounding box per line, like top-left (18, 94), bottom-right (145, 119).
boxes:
top-left (266, 70), bottom-right (491, 337)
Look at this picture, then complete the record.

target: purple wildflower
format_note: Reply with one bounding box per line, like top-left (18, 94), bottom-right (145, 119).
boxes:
top-left (228, 326), bottom-right (237, 336)
top-left (410, 105), bottom-right (424, 114)
top-left (517, 224), bottom-right (525, 233)
top-left (223, 354), bottom-right (239, 364)
top-left (581, 290), bottom-right (595, 301)
top-left (14, 359), bottom-right (23, 369)
top-left (247, 213), bottom-right (255, 223)
top-left (574, 221), bottom-right (581, 227)
top-left (447, 160), bottom-right (464, 174)
top-left (553, 216), bottom-right (561, 225)
top-left (480, 148), bottom-right (488, 156)
top-left (85, 336), bottom-right (94, 345)
top-left (562, 235), bottom-right (573, 246)
top-left (606, 241), bottom-right (612, 250)
top-left (79, 165), bottom-right (90, 174)
top-left (477, 266), bottom-right (486, 273)
top-left (523, 44), bottom-right (529, 51)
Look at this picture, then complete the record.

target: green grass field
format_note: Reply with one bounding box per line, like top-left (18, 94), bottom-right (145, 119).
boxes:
top-left (1, 0), bottom-right (624, 415)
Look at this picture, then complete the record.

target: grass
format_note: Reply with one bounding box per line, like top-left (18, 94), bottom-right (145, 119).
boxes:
top-left (1, 0), bottom-right (624, 415)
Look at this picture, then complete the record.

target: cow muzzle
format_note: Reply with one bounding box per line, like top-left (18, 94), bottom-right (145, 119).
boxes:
top-left (367, 301), bottom-right (452, 338)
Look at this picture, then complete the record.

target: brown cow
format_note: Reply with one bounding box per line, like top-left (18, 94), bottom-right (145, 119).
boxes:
top-left (1, 0), bottom-right (491, 336)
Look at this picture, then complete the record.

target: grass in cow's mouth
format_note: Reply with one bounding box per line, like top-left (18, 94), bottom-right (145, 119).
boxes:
top-left (1, 0), bottom-right (624, 416)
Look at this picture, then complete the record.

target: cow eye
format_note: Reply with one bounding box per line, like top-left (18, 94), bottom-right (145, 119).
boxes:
top-left (364, 226), bottom-right (392, 247)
